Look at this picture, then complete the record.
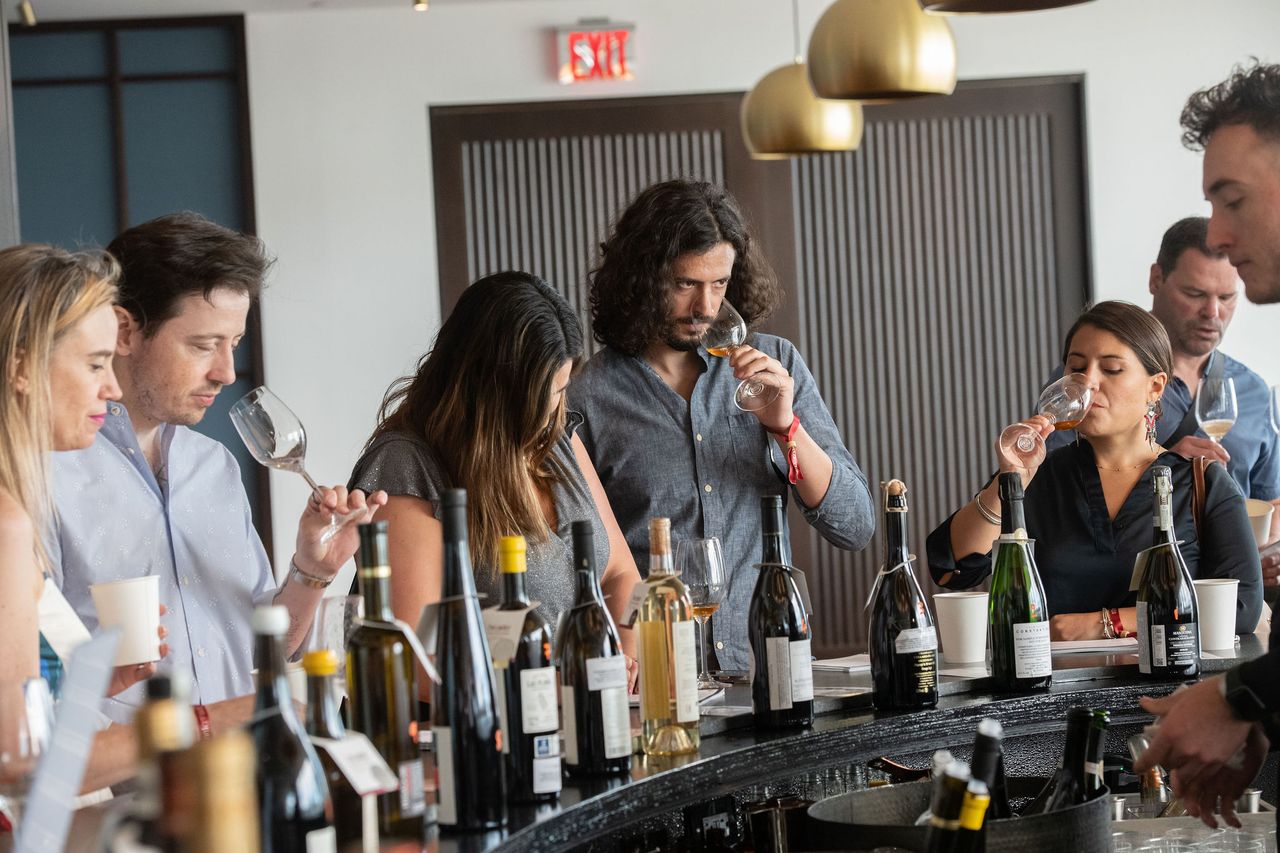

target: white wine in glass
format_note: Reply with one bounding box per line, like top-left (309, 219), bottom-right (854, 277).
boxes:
top-left (998, 373), bottom-right (1094, 460)
top-left (702, 300), bottom-right (782, 412)
top-left (1196, 376), bottom-right (1237, 444)
top-left (675, 537), bottom-right (727, 690)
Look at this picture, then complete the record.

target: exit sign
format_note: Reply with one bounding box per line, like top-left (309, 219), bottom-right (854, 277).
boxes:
top-left (556, 21), bottom-right (635, 84)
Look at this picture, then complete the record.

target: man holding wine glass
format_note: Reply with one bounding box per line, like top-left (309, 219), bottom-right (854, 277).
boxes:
top-left (569, 179), bottom-right (874, 674)
top-left (47, 212), bottom-right (385, 724)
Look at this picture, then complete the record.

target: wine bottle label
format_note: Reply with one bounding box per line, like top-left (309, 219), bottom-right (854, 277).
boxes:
top-left (1152, 624), bottom-right (1168, 668)
top-left (561, 685), bottom-right (579, 766)
top-left (305, 826), bottom-right (337, 853)
top-left (310, 733), bottom-right (398, 795)
top-left (1163, 622), bottom-right (1198, 667)
top-left (397, 756), bottom-right (425, 817)
top-left (1084, 760), bottom-right (1102, 781)
top-left (1137, 601), bottom-right (1152, 674)
top-left (789, 638), bottom-right (814, 703)
top-left (765, 637), bottom-right (794, 710)
top-left (494, 675), bottom-right (510, 755)
top-left (600, 686), bottom-right (631, 759)
top-left (532, 753), bottom-right (563, 795)
top-left (621, 580), bottom-right (650, 628)
top-left (1012, 622), bottom-right (1052, 679)
top-left (894, 626), bottom-right (938, 654)
top-left (432, 726), bottom-right (457, 825)
top-left (585, 655), bottom-right (628, 691)
top-left (519, 668), bottom-right (559, 734)
top-left (362, 793), bottom-right (379, 852)
top-left (673, 620), bottom-right (699, 723)
top-left (482, 605), bottom-right (539, 663)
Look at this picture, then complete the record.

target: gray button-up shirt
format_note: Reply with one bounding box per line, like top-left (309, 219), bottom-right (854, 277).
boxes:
top-left (49, 404), bottom-right (276, 722)
top-left (569, 334), bottom-right (874, 671)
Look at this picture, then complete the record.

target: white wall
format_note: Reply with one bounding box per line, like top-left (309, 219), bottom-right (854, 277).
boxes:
top-left (244, 0), bottom-right (1280, 572)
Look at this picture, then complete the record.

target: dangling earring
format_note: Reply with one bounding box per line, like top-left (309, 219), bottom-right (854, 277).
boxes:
top-left (1144, 401), bottom-right (1159, 449)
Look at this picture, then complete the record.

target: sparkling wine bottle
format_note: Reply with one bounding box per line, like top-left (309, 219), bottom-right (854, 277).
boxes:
top-left (988, 472), bottom-right (1052, 692)
top-left (1022, 706), bottom-right (1091, 815)
top-left (1136, 466), bottom-right (1200, 678)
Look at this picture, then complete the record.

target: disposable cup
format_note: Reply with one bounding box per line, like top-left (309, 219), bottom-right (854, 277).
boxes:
top-left (89, 575), bottom-right (161, 666)
top-left (1244, 499), bottom-right (1274, 547)
top-left (1193, 578), bottom-right (1239, 650)
top-left (933, 591), bottom-right (989, 663)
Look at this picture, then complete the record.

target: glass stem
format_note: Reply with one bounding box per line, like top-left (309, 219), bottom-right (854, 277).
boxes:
top-left (695, 616), bottom-right (709, 681)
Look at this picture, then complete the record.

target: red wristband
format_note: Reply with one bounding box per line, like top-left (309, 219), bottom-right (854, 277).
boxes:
top-left (770, 415), bottom-right (804, 485)
top-left (193, 703), bottom-right (212, 741)
top-left (1108, 608), bottom-right (1133, 639)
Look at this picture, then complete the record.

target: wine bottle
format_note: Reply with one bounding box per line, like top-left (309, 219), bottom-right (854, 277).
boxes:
top-left (556, 520), bottom-right (632, 778)
top-left (304, 649), bottom-right (375, 852)
top-left (915, 749), bottom-right (956, 826)
top-left (183, 731), bottom-right (260, 853)
top-left (988, 472), bottom-right (1052, 692)
top-left (969, 718), bottom-right (1012, 820)
top-left (1083, 708), bottom-right (1109, 798)
top-left (953, 778), bottom-right (992, 853)
top-left (869, 479), bottom-right (938, 711)
top-left (430, 489), bottom-right (508, 831)
top-left (493, 535), bottom-right (562, 803)
top-left (1136, 466), bottom-right (1200, 678)
top-left (123, 674), bottom-right (193, 852)
top-left (347, 521), bottom-right (427, 840)
top-left (249, 605), bottom-right (335, 853)
top-left (637, 518), bottom-right (700, 756)
top-left (922, 760), bottom-right (972, 853)
top-left (1022, 706), bottom-right (1091, 815)
top-left (748, 496), bottom-right (814, 729)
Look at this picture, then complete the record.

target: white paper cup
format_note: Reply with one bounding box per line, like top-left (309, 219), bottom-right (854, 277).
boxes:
top-left (1193, 578), bottom-right (1239, 650)
top-left (89, 575), bottom-right (161, 666)
top-left (933, 591), bottom-right (989, 663)
top-left (1245, 499), bottom-right (1275, 547)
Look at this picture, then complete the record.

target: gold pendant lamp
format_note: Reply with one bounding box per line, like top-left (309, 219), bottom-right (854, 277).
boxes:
top-left (808, 0), bottom-right (957, 102)
top-left (740, 0), bottom-right (865, 159)
top-left (920, 0), bottom-right (1092, 12)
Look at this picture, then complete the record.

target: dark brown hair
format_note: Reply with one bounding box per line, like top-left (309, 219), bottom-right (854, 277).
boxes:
top-left (1061, 300), bottom-right (1172, 378)
top-left (1155, 216), bottom-right (1223, 276)
top-left (1181, 60), bottom-right (1280, 151)
top-left (368, 271), bottom-right (583, 571)
top-left (588, 179), bottom-right (782, 356)
top-left (107, 212), bottom-right (272, 336)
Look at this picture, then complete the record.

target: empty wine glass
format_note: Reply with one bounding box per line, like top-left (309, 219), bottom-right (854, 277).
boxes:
top-left (675, 537), bottom-right (727, 689)
top-left (0, 679), bottom-right (54, 831)
top-left (1196, 376), bottom-right (1238, 444)
top-left (997, 373), bottom-right (1094, 463)
top-left (702, 300), bottom-right (783, 413)
top-left (229, 386), bottom-right (370, 543)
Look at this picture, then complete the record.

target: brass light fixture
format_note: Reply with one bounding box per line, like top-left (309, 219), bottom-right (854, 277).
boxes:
top-left (17, 0), bottom-right (36, 27)
top-left (740, 0), bottom-right (864, 159)
top-left (920, 0), bottom-right (1092, 12)
top-left (412, 0), bottom-right (427, 10)
top-left (808, 0), bottom-right (957, 102)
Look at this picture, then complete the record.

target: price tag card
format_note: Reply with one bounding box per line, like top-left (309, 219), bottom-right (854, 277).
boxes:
top-left (620, 579), bottom-right (650, 628)
top-left (392, 617), bottom-right (440, 684)
top-left (482, 602), bottom-right (540, 663)
top-left (311, 733), bottom-right (399, 796)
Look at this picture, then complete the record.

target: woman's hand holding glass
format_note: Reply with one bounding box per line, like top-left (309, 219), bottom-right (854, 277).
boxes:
top-left (996, 414), bottom-right (1055, 485)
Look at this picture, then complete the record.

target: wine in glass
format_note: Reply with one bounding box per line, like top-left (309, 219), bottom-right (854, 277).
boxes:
top-left (675, 537), bottom-right (727, 690)
top-left (702, 300), bottom-right (783, 413)
top-left (997, 373), bottom-right (1094, 463)
top-left (1196, 376), bottom-right (1238, 444)
top-left (229, 386), bottom-right (370, 543)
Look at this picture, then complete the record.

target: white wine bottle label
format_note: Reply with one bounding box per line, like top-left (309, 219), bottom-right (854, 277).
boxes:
top-left (1137, 601), bottom-right (1152, 674)
top-left (789, 638), bottom-right (814, 703)
top-left (520, 668), bottom-right (560, 734)
top-left (532, 754), bottom-right (563, 795)
top-left (1165, 622), bottom-right (1197, 667)
top-left (432, 726), bottom-right (457, 826)
top-left (600, 686), bottom-right (631, 759)
top-left (765, 637), bottom-right (793, 710)
top-left (585, 655), bottom-right (628, 691)
top-left (305, 826), bottom-right (337, 853)
top-left (561, 685), bottom-right (579, 766)
top-left (494, 675), bottom-right (510, 754)
top-left (673, 620), bottom-right (699, 723)
top-left (1012, 621), bottom-right (1052, 679)
top-left (894, 626), bottom-right (938, 655)
top-left (398, 756), bottom-right (425, 817)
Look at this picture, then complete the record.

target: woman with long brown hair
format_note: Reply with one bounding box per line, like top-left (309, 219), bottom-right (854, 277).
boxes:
top-left (350, 271), bottom-right (640, 672)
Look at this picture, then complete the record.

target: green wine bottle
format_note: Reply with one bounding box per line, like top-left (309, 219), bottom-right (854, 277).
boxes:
top-left (988, 472), bottom-right (1051, 692)
top-left (1136, 466), bottom-right (1199, 678)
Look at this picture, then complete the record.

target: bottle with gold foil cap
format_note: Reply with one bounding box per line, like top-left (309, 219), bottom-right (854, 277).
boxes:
top-left (304, 649), bottom-right (374, 852)
top-left (182, 732), bottom-right (261, 853)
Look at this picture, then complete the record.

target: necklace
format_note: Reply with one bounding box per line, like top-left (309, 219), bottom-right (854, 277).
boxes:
top-left (1095, 457), bottom-right (1158, 473)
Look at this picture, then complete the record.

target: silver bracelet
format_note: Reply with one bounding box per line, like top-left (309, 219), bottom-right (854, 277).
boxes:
top-left (289, 557), bottom-right (333, 590)
top-left (973, 491), bottom-right (1001, 525)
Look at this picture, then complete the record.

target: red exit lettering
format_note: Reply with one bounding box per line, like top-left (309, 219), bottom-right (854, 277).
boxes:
top-left (567, 29), bottom-right (630, 82)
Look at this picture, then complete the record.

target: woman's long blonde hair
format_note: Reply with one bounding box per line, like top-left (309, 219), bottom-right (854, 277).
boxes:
top-left (368, 271), bottom-right (583, 576)
top-left (0, 245), bottom-right (120, 570)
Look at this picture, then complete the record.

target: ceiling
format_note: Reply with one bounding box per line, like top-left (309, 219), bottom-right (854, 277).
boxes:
top-left (14, 0), bottom-right (490, 22)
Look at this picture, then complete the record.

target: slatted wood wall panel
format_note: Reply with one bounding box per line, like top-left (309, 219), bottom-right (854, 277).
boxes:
top-left (460, 132), bottom-right (724, 350)
top-left (792, 112), bottom-right (1066, 654)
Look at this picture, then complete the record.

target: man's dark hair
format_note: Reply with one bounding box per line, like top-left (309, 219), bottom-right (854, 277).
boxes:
top-left (1155, 216), bottom-right (1224, 276)
top-left (1181, 60), bottom-right (1280, 151)
top-left (588, 179), bottom-right (782, 356)
top-left (107, 211), bottom-right (273, 335)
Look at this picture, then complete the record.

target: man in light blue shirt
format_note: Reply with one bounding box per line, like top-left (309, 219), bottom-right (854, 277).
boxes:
top-left (1047, 217), bottom-right (1279, 504)
top-left (50, 213), bottom-right (383, 723)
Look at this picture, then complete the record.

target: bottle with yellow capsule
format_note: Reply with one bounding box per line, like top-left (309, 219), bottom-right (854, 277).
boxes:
top-left (492, 535), bottom-right (561, 803)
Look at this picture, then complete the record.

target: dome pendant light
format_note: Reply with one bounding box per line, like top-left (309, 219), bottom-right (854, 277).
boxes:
top-left (920, 0), bottom-right (1092, 12)
top-left (740, 0), bottom-right (865, 159)
top-left (808, 0), bottom-right (957, 102)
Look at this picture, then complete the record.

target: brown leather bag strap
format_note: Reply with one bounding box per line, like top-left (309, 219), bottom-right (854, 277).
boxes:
top-left (1192, 455), bottom-right (1209, 539)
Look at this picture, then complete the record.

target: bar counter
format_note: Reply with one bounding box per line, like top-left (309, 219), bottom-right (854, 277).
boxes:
top-left (434, 632), bottom-right (1274, 853)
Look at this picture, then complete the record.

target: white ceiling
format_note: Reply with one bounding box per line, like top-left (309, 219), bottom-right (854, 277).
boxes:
top-left (13, 0), bottom-right (490, 22)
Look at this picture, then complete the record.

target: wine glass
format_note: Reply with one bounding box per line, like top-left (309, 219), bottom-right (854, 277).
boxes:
top-left (997, 373), bottom-right (1094, 462)
top-left (1195, 376), bottom-right (1238, 444)
top-left (702, 300), bottom-right (783, 413)
top-left (675, 538), bottom-right (727, 690)
top-left (229, 386), bottom-right (370, 544)
top-left (316, 595), bottom-right (364, 692)
top-left (0, 679), bottom-right (54, 831)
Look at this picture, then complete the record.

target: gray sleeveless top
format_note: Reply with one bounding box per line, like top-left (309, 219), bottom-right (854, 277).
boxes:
top-left (347, 412), bottom-right (611, 628)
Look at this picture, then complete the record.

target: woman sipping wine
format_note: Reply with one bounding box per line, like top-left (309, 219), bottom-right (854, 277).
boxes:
top-left (927, 301), bottom-right (1262, 640)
